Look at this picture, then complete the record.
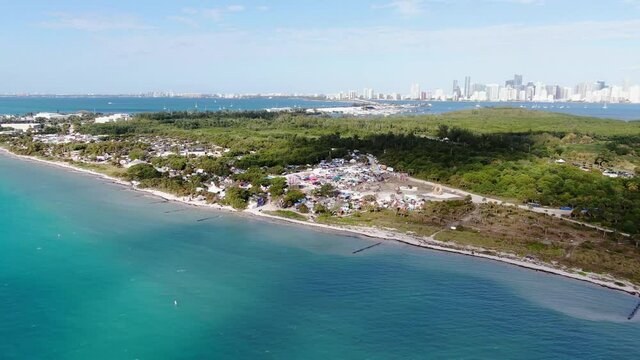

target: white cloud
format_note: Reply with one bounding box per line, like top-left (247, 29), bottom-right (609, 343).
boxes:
top-left (372, 0), bottom-right (425, 17)
top-left (176, 4), bottom-right (246, 26)
top-left (34, 17), bottom-right (640, 92)
top-left (40, 12), bottom-right (152, 31)
top-left (273, 19), bottom-right (640, 51)
top-left (493, 0), bottom-right (544, 4)
top-left (201, 8), bottom-right (224, 21)
top-left (167, 15), bottom-right (200, 28)
top-left (226, 5), bottom-right (246, 12)
top-left (101, 18), bottom-right (640, 70)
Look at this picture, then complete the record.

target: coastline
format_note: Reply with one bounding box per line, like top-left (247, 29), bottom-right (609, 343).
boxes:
top-left (1, 146), bottom-right (638, 297)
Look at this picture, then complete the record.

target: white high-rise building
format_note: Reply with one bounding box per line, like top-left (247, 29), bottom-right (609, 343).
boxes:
top-left (363, 88), bottom-right (375, 100)
top-left (559, 87), bottom-right (572, 101)
top-left (486, 84), bottom-right (500, 101)
top-left (498, 87), bottom-right (509, 101)
top-left (629, 85), bottom-right (640, 103)
top-left (410, 83), bottom-right (421, 100)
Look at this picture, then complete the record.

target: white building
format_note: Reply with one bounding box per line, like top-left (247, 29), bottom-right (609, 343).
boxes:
top-left (486, 84), bottom-right (500, 101)
top-left (410, 83), bottom-right (421, 100)
top-left (0, 123), bottom-right (42, 131)
top-left (94, 113), bottom-right (131, 124)
top-left (629, 85), bottom-right (640, 103)
top-left (33, 112), bottom-right (69, 121)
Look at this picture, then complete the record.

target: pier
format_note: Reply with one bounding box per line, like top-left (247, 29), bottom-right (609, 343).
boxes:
top-left (164, 209), bottom-right (187, 214)
top-left (196, 216), bottom-right (220, 222)
top-left (628, 301), bottom-right (640, 320)
top-left (352, 242), bottom-right (382, 254)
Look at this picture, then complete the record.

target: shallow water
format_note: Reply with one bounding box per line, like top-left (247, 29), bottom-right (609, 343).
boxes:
top-left (1, 154), bottom-right (639, 359)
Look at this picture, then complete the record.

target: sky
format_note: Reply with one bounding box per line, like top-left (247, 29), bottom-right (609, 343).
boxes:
top-left (1, 0), bottom-right (639, 94)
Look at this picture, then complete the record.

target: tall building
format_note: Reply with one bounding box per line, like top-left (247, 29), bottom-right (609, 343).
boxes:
top-left (463, 76), bottom-right (471, 99)
top-left (514, 74), bottom-right (523, 87)
top-left (452, 80), bottom-right (461, 100)
top-left (410, 83), bottom-right (421, 100)
top-left (363, 88), bottom-right (375, 100)
top-left (629, 85), bottom-right (640, 103)
top-left (472, 83), bottom-right (486, 93)
top-left (486, 84), bottom-right (500, 101)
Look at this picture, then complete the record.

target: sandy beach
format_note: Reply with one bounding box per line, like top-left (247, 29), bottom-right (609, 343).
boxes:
top-left (1, 147), bottom-right (638, 296)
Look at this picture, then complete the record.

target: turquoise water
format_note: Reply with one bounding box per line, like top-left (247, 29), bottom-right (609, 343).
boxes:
top-left (1, 96), bottom-right (639, 120)
top-left (0, 97), bottom-right (344, 116)
top-left (1, 154), bottom-right (640, 359)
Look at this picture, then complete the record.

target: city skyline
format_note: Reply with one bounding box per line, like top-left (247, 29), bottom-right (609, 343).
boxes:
top-left (5, 74), bottom-right (640, 103)
top-left (1, 1), bottom-right (640, 93)
top-left (328, 74), bottom-right (640, 103)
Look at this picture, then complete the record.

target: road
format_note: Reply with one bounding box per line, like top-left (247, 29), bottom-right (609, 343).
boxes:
top-left (408, 176), bottom-right (628, 236)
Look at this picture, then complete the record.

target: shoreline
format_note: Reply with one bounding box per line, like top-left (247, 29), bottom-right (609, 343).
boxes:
top-left (1, 147), bottom-right (638, 297)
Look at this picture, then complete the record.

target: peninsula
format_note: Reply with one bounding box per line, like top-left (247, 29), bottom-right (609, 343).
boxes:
top-left (2, 108), bottom-right (639, 294)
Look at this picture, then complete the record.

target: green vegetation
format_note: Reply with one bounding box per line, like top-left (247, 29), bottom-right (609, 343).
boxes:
top-left (265, 210), bottom-right (308, 221)
top-left (317, 209), bottom-right (442, 238)
top-left (152, 155), bottom-right (188, 171)
top-left (269, 177), bottom-right (288, 197)
top-left (69, 108), bottom-right (640, 233)
top-left (4, 108), bottom-right (640, 284)
top-left (435, 230), bottom-right (565, 260)
top-left (125, 163), bottom-right (161, 181)
top-left (67, 161), bottom-right (127, 178)
top-left (314, 183), bottom-right (338, 197)
top-left (221, 186), bottom-right (250, 210)
top-left (281, 189), bottom-right (306, 208)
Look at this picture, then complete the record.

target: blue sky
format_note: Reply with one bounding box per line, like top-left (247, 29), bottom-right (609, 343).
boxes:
top-left (1, 0), bottom-right (639, 94)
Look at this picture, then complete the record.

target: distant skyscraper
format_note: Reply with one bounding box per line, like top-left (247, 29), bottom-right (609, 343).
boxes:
top-left (363, 88), bottom-right (375, 100)
top-left (410, 83), bottom-right (421, 100)
top-left (486, 84), bottom-right (500, 102)
top-left (463, 76), bottom-right (471, 99)
top-left (452, 80), bottom-right (461, 99)
top-left (514, 74), bottom-right (523, 87)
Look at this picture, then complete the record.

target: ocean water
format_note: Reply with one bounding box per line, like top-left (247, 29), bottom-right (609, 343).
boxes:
top-left (1, 96), bottom-right (639, 121)
top-left (0, 97), bottom-right (344, 116)
top-left (1, 153), bottom-right (640, 359)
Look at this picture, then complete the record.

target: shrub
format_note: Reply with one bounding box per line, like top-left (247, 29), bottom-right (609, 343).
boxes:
top-left (126, 163), bottom-right (160, 181)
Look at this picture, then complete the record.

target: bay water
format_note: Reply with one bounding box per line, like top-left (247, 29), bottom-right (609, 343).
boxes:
top-left (0, 96), bottom-right (639, 121)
